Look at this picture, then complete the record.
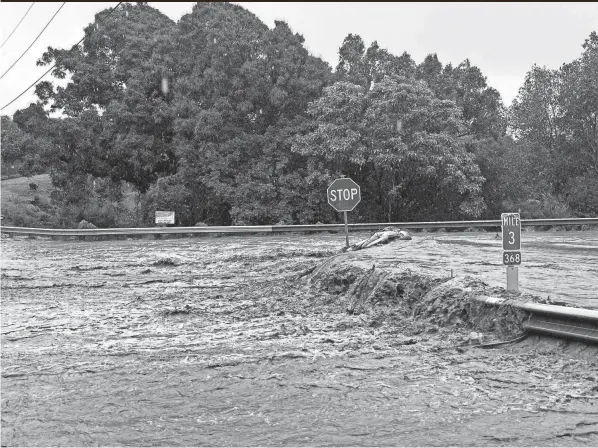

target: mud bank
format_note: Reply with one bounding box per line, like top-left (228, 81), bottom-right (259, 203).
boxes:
top-left (306, 246), bottom-right (550, 346)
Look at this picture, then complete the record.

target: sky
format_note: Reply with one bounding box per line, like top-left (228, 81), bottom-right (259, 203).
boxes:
top-left (1, 2), bottom-right (597, 117)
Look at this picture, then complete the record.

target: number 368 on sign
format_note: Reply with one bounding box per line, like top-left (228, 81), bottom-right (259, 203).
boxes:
top-left (503, 251), bottom-right (521, 265)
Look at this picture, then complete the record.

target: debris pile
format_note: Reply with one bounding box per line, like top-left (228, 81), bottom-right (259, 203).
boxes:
top-left (306, 254), bottom-right (528, 341)
top-left (152, 256), bottom-right (182, 267)
top-left (345, 226), bottom-right (411, 251)
top-left (77, 220), bottom-right (97, 229)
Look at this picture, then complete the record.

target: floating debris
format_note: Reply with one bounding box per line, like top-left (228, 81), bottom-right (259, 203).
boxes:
top-left (345, 226), bottom-right (411, 251)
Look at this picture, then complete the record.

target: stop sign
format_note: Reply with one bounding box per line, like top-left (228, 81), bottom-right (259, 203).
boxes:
top-left (327, 178), bottom-right (361, 212)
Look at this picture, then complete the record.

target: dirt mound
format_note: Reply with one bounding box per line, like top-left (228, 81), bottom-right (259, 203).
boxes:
top-left (307, 254), bottom-right (365, 294)
top-left (305, 254), bottom-right (528, 341)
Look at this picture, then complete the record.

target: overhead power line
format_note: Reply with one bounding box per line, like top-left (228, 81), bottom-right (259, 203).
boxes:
top-left (1, 2), bottom-right (66, 79)
top-left (0, 2), bottom-right (36, 49)
top-left (1, 2), bottom-right (123, 111)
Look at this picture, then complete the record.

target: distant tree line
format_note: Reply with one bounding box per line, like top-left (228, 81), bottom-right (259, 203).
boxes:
top-left (1, 2), bottom-right (597, 227)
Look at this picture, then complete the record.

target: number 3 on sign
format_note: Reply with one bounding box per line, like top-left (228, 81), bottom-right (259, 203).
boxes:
top-left (509, 231), bottom-right (515, 245)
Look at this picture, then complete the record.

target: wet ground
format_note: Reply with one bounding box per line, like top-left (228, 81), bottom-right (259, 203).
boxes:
top-left (2, 231), bottom-right (598, 446)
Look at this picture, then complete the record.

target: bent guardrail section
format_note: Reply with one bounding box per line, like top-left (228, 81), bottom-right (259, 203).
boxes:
top-left (476, 296), bottom-right (598, 344)
top-left (1, 217), bottom-right (597, 237)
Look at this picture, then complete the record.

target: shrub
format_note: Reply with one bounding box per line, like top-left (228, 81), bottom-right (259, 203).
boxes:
top-left (142, 176), bottom-right (192, 226)
top-left (502, 195), bottom-right (571, 220)
top-left (1, 198), bottom-right (54, 227)
top-left (77, 220), bottom-right (97, 229)
top-left (31, 194), bottom-right (52, 208)
top-left (564, 176), bottom-right (598, 217)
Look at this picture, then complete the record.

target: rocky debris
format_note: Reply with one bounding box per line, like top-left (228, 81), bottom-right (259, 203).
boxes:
top-left (342, 264), bottom-right (418, 315)
top-left (345, 226), bottom-right (412, 251)
top-left (77, 220), bottom-right (97, 229)
top-left (161, 304), bottom-right (194, 316)
top-left (465, 331), bottom-right (485, 345)
top-left (308, 257), bottom-right (365, 294)
top-left (152, 256), bottom-right (182, 267)
top-left (411, 276), bottom-right (487, 321)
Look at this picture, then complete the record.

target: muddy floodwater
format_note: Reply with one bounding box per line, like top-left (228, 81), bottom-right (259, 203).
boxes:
top-left (2, 230), bottom-right (598, 446)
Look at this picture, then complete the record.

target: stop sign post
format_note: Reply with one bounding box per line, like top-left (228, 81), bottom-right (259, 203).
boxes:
top-left (501, 212), bottom-right (521, 292)
top-left (327, 177), bottom-right (361, 248)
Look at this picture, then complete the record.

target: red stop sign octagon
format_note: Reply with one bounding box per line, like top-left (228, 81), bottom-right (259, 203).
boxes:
top-left (327, 178), bottom-right (361, 212)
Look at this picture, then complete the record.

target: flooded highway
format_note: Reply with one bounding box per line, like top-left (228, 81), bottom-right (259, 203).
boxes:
top-left (2, 231), bottom-right (598, 446)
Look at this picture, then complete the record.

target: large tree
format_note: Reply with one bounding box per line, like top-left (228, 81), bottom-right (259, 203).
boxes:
top-left (35, 2), bottom-right (177, 194)
top-left (558, 32), bottom-right (598, 177)
top-left (508, 32), bottom-right (598, 215)
top-left (336, 34), bottom-right (417, 90)
top-left (293, 76), bottom-right (485, 222)
top-left (170, 3), bottom-right (331, 225)
top-left (1, 105), bottom-right (55, 177)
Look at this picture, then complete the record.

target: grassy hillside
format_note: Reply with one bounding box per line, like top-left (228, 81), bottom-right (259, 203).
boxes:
top-left (1, 175), bottom-right (54, 226)
top-left (1, 174), bottom-right (53, 206)
top-left (1, 175), bottom-right (139, 228)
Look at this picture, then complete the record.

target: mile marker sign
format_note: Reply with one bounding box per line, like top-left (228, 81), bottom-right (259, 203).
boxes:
top-left (501, 212), bottom-right (521, 292)
top-left (327, 177), bottom-right (361, 248)
top-left (501, 212), bottom-right (521, 251)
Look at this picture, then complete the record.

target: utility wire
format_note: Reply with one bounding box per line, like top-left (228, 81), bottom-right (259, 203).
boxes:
top-left (1, 2), bottom-right (66, 79)
top-left (1, 2), bottom-right (123, 111)
top-left (1, 2), bottom-right (36, 49)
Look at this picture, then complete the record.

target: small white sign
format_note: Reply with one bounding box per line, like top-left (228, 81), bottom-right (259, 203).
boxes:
top-left (155, 211), bottom-right (175, 224)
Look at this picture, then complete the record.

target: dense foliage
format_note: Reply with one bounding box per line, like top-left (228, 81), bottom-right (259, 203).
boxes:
top-left (1, 2), bottom-right (596, 227)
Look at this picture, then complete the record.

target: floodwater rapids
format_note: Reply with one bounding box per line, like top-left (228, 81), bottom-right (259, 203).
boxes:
top-left (2, 230), bottom-right (598, 446)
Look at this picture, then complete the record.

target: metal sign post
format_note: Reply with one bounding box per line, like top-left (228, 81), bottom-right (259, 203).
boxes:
top-left (343, 211), bottom-right (349, 248)
top-left (501, 212), bottom-right (521, 292)
top-left (506, 266), bottom-right (519, 292)
top-left (327, 177), bottom-right (361, 248)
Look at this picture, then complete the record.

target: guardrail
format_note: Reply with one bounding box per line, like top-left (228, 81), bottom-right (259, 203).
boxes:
top-left (476, 296), bottom-right (598, 344)
top-left (1, 217), bottom-right (597, 237)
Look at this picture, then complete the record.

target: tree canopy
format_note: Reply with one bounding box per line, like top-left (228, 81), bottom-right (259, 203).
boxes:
top-left (2, 2), bottom-right (596, 228)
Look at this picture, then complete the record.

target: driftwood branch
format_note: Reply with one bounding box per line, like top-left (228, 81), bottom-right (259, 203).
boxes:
top-left (345, 226), bottom-right (412, 252)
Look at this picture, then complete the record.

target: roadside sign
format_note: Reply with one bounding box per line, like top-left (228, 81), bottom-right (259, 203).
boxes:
top-left (501, 212), bottom-right (521, 251)
top-left (501, 212), bottom-right (521, 292)
top-left (327, 178), bottom-right (361, 212)
top-left (327, 177), bottom-right (361, 248)
top-left (155, 211), bottom-right (175, 225)
top-left (503, 251), bottom-right (522, 265)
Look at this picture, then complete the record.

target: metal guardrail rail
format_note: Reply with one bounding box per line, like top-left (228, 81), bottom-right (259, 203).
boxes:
top-left (476, 296), bottom-right (598, 344)
top-left (1, 217), bottom-right (597, 237)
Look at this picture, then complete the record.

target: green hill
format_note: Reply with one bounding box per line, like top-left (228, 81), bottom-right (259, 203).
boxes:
top-left (1, 175), bottom-right (139, 228)
top-left (1, 174), bottom-right (54, 227)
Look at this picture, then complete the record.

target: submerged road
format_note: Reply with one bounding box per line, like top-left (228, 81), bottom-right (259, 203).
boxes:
top-left (1, 231), bottom-right (598, 446)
